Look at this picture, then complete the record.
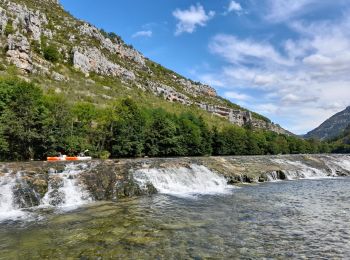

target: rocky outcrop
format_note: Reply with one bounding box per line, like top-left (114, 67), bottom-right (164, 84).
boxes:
top-left (146, 80), bottom-right (191, 105)
top-left (178, 78), bottom-right (217, 97)
top-left (5, 1), bottom-right (49, 41)
top-left (257, 121), bottom-right (292, 135)
top-left (79, 23), bottom-right (146, 67)
top-left (0, 6), bottom-right (7, 35)
top-left (72, 47), bottom-right (136, 80)
top-left (6, 33), bottom-right (32, 72)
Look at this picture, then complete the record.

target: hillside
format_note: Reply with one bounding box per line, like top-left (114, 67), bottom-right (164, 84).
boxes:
top-left (305, 106), bottom-right (350, 140)
top-left (0, 0), bottom-right (290, 134)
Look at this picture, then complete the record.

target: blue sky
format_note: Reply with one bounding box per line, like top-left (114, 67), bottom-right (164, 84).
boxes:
top-left (60, 0), bottom-right (350, 134)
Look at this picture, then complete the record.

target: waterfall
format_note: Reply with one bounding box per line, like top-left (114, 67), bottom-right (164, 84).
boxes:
top-left (0, 173), bottom-right (26, 222)
top-left (272, 159), bottom-right (329, 180)
top-left (266, 171), bottom-right (281, 182)
top-left (321, 155), bottom-right (350, 175)
top-left (133, 164), bottom-right (232, 197)
top-left (41, 163), bottom-right (92, 209)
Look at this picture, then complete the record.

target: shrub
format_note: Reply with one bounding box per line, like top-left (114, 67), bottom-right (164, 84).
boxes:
top-left (43, 45), bottom-right (60, 63)
top-left (4, 22), bottom-right (14, 36)
top-left (99, 150), bottom-right (111, 160)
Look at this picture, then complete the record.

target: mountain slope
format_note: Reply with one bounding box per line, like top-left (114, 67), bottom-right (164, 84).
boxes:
top-left (305, 106), bottom-right (350, 140)
top-left (0, 0), bottom-right (290, 134)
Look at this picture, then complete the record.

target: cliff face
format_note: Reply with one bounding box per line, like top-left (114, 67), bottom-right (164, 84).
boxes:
top-left (305, 106), bottom-right (350, 140)
top-left (0, 0), bottom-right (290, 135)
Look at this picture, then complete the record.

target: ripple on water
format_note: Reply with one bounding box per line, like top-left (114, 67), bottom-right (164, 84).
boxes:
top-left (0, 178), bottom-right (350, 259)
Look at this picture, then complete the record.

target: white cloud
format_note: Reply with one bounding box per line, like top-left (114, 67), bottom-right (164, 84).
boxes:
top-left (173, 4), bottom-right (215, 35)
top-left (265, 0), bottom-right (317, 23)
top-left (200, 14), bottom-right (350, 134)
top-left (224, 91), bottom-right (251, 101)
top-left (209, 34), bottom-right (291, 66)
top-left (228, 1), bottom-right (242, 12)
top-left (132, 30), bottom-right (153, 38)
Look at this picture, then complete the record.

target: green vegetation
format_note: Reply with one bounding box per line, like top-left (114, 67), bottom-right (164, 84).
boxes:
top-left (0, 77), bottom-right (334, 161)
top-left (327, 125), bottom-right (350, 153)
top-left (43, 45), bottom-right (60, 63)
top-left (4, 21), bottom-right (14, 36)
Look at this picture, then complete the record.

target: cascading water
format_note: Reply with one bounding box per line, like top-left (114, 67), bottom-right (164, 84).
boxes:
top-left (272, 159), bottom-right (330, 180)
top-left (41, 163), bottom-right (92, 209)
top-left (0, 172), bottom-right (26, 222)
top-left (321, 155), bottom-right (350, 175)
top-left (133, 164), bottom-right (233, 197)
top-left (266, 171), bottom-right (281, 182)
top-left (0, 163), bottom-right (92, 222)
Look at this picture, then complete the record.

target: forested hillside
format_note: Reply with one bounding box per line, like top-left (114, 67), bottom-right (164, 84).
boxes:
top-left (0, 78), bottom-right (329, 160)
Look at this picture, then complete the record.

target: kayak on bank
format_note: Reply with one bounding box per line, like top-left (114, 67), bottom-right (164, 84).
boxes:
top-left (47, 150), bottom-right (91, 161)
top-left (47, 156), bottom-right (92, 161)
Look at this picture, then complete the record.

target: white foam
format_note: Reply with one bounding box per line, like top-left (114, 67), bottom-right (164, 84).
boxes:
top-left (41, 163), bottom-right (92, 210)
top-left (133, 164), bottom-right (232, 197)
top-left (0, 173), bottom-right (27, 222)
top-left (272, 159), bottom-right (329, 180)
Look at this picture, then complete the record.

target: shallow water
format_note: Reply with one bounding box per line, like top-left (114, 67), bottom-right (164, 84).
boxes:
top-left (0, 178), bottom-right (349, 259)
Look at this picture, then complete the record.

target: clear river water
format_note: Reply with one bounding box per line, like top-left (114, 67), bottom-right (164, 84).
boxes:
top-left (0, 176), bottom-right (349, 259)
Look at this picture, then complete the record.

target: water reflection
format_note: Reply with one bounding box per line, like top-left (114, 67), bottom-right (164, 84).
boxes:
top-left (0, 178), bottom-right (350, 259)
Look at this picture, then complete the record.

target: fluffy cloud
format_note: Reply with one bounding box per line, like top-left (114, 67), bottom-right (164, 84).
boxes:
top-left (209, 34), bottom-right (291, 66)
top-left (173, 4), bottom-right (215, 35)
top-left (228, 1), bottom-right (242, 12)
top-left (200, 14), bottom-right (350, 134)
top-left (132, 30), bottom-right (153, 38)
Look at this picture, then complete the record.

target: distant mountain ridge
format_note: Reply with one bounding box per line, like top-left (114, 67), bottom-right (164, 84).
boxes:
top-left (305, 106), bottom-right (350, 140)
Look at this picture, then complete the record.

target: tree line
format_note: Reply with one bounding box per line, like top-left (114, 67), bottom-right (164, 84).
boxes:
top-left (0, 77), bottom-right (336, 161)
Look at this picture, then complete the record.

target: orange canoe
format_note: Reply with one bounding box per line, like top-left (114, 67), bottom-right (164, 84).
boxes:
top-left (47, 156), bottom-right (92, 161)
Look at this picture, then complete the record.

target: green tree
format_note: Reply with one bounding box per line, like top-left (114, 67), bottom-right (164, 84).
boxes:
top-left (0, 79), bottom-right (47, 160)
top-left (111, 98), bottom-right (147, 157)
top-left (177, 113), bottom-right (203, 156)
top-left (145, 109), bottom-right (181, 156)
top-left (220, 126), bottom-right (247, 155)
top-left (245, 131), bottom-right (262, 155)
top-left (42, 93), bottom-right (73, 155)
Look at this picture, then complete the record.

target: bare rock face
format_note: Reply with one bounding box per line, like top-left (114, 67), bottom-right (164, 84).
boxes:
top-left (0, 7), bottom-right (7, 35)
top-left (6, 2), bottom-right (48, 41)
top-left (79, 23), bottom-right (146, 67)
top-left (146, 81), bottom-right (191, 105)
top-left (6, 33), bottom-right (33, 73)
top-left (178, 78), bottom-right (217, 97)
top-left (72, 47), bottom-right (136, 81)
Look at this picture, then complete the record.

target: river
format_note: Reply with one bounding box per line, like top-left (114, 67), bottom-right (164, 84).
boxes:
top-left (0, 155), bottom-right (350, 259)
